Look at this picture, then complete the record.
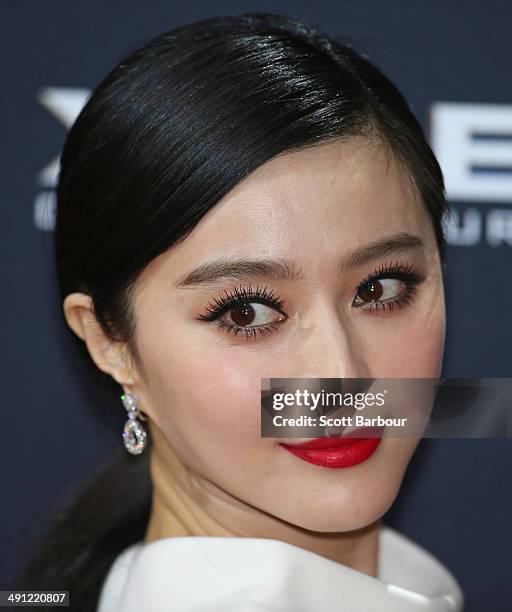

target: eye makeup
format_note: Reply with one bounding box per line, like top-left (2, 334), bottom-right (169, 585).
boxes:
top-left (195, 260), bottom-right (426, 341)
top-left (197, 284), bottom-right (286, 340)
top-left (352, 260), bottom-right (426, 313)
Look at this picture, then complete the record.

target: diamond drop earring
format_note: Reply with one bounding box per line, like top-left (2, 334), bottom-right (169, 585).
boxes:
top-left (121, 392), bottom-right (148, 455)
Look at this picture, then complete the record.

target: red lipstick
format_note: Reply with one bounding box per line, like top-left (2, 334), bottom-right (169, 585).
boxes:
top-left (278, 427), bottom-right (383, 469)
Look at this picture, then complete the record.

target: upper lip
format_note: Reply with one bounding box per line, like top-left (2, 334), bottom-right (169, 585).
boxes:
top-left (278, 426), bottom-right (384, 449)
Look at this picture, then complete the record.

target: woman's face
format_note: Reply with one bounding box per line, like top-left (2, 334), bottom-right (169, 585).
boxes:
top-left (129, 136), bottom-right (446, 532)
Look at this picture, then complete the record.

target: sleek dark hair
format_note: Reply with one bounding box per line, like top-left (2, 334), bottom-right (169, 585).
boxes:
top-left (15, 11), bottom-right (448, 610)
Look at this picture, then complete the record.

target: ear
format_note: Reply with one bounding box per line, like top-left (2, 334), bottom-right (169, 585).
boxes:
top-left (62, 292), bottom-right (139, 388)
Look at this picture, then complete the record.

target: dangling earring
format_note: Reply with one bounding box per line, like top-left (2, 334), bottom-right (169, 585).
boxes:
top-left (121, 392), bottom-right (148, 455)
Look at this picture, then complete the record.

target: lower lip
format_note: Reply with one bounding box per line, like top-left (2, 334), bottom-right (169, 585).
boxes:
top-left (278, 437), bottom-right (382, 469)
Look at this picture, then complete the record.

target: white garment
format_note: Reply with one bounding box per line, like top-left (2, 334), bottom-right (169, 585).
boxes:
top-left (97, 525), bottom-right (464, 611)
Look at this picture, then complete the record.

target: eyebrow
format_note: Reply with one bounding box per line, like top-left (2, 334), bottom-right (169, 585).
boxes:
top-left (175, 231), bottom-right (425, 288)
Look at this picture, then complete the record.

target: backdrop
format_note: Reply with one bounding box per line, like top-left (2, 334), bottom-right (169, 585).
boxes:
top-left (2, 1), bottom-right (511, 610)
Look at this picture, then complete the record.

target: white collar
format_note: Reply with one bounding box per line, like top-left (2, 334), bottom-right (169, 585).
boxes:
top-left (98, 525), bottom-right (464, 611)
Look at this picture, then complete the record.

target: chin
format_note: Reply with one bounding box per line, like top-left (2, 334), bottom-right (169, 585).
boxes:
top-left (268, 449), bottom-right (413, 532)
top-left (288, 493), bottom-right (398, 533)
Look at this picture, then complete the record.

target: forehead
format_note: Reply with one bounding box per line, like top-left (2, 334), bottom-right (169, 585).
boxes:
top-left (144, 136), bottom-right (433, 282)
top-left (200, 137), bottom-right (421, 243)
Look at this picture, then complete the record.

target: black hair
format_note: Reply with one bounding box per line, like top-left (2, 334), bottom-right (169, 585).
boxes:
top-left (14, 11), bottom-right (448, 611)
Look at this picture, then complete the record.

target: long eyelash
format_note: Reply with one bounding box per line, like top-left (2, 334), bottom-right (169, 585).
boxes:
top-left (197, 260), bottom-right (424, 339)
top-left (197, 283), bottom-right (285, 322)
top-left (354, 259), bottom-right (425, 313)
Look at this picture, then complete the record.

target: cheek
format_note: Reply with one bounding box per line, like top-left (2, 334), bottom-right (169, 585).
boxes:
top-left (175, 354), bottom-right (262, 444)
top-left (402, 311), bottom-right (445, 377)
top-left (371, 290), bottom-right (446, 378)
top-left (138, 321), bottom-right (265, 471)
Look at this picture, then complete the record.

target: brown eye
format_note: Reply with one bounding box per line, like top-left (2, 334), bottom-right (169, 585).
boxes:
top-left (222, 302), bottom-right (285, 328)
top-left (358, 280), bottom-right (383, 302)
top-left (354, 278), bottom-right (405, 306)
top-left (230, 303), bottom-right (255, 326)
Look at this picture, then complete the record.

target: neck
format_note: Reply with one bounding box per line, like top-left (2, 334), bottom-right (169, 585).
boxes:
top-left (143, 423), bottom-right (381, 577)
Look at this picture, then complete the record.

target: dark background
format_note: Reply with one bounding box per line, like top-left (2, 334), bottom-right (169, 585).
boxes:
top-left (2, 1), bottom-right (511, 610)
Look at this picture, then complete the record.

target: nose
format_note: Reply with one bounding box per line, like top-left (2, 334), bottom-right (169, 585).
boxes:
top-left (289, 300), bottom-right (371, 380)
